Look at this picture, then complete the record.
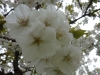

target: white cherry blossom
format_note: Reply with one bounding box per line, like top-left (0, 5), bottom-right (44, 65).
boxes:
top-left (51, 45), bottom-right (82, 75)
top-left (38, 9), bottom-right (60, 29)
top-left (5, 4), bottom-right (32, 38)
top-left (4, 3), bottom-right (83, 75)
top-left (16, 23), bottom-right (57, 61)
top-left (56, 23), bottom-right (73, 46)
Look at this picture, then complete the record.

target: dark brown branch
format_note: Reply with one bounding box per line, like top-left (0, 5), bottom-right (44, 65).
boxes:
top-left (70, 8), bottom-right (100, 24)
top-left (35, 2), bottom-right (41, 10)
top-left (0, 69), bottom-right (13, 75)
top-left (0, 51), bottom-right (23, 75)
top-left (0, 35), bottom-right (16, 42)
top-left (0, 53), bottom-right (6, 56)
top-left (84, 0), bottom-right (93, 15)
top-left (13, 51), bottom-right (23, 75)
top-left (57, 0), bottom-right (63, 10)
top-left (4, 8), bottom-right (14, 17)
top-left (69, 0), bottom-right (94, 24)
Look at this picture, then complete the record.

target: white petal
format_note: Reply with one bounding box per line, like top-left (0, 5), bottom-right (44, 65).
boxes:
top-left (14, 4), bottom-right (31, 18)
top-left (42, 27), bottom-right (56, 42)
top-left (6, 13), bottom-right (17, 23)
top-left (47, 4), bottom-right (56, 12)
top-left (22, 45), bottom-right (39, 61)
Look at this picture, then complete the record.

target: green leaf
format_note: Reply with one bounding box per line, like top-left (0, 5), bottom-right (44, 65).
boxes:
top-left (70, 28), bottom-right (86, 39)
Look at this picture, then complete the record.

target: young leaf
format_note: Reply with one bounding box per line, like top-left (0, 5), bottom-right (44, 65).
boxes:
top-left (70, 28), bottom-right (86, 39)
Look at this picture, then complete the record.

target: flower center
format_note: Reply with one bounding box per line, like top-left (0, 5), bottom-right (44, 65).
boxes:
top-left (17, 17), bottom-right (28, 26)
top-left (63, 55), bottom-right (72, 63)
top-left (33, 36), bottom-right (43, 46)
top-left (56, 31), bottom-right (64, 40)
top-left (54, 70), bottom-right (62, 75)
top-left (44, 19), bottom-right (50, 27)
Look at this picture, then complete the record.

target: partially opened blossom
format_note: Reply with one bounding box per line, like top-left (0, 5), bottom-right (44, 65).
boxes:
top-left (5, 4), bottom-right (35, 38)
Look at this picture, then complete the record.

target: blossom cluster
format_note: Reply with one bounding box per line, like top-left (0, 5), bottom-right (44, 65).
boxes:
top-left (5, 4), bottom-right (82, 75)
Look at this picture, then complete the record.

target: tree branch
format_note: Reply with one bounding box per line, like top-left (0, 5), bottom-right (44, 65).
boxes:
top-left (4, 8), bottom-right (14, 17)
top-left (69, 8), bottom-right (100, 24)
top-left (69, 0), bottom-right (94, 24)
top-left (84, 0), bottom-right (93, 15)
top-left (0, 51), bottom-right (23, 75)
top-left (13, 51), bottom-right (23, 75)
top-left (0, 35), bottom-right (16, 42)
top-left (0, 69), bottom-right (13, 75)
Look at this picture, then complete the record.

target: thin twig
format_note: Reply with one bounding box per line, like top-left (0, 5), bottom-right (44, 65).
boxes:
top-left (77, 0), bottom-right (82, 9)
top-left (4, 8), bottom-right (14, 17)
top-left (70, 8), bottom-right (100, 24)
top-left (84, 0), bottom-right (93, 15)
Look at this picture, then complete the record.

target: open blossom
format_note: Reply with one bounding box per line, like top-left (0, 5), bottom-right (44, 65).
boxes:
top-left (35, 5), bottom-right (73, 46)
top-left (56, 23), bottom-right (73, 46)
top-left (30, 4), bottom-right (70, 30)
top-left (5, 4), bottom-right (32, 38)
top-left (30, 5), bottom-right (60, 29)
top-left (16, 23), bottom-right (57, 61)
top-left (51, 45), bottom-right (82, 75)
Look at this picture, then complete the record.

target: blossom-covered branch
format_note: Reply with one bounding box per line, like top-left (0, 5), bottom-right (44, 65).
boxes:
top-left (70, 8), bottom-right (100, 24)
top-left (84, 0), bottom-right (93, 15)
